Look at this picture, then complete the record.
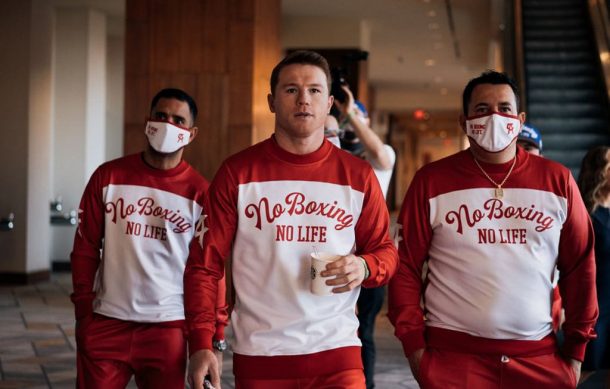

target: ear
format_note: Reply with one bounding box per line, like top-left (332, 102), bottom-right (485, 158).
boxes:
top-left (188, 126), bottom-right (199, 143)
top-left (459, 114), bottom-right (467, 134)
top-left (267, 93), bottom-right (275, 113)
top-left (327, 95), bottom-right (334, 114)
top-left (518, 112), bottom-right (526, 125)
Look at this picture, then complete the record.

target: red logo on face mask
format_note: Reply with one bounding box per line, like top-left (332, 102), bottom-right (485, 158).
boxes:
top-left (177, 133), bottom-right (185, 143)
top-left (146, 125), bottom-right (157, 135)
top-left (507, 123), bottom-right (514, 134)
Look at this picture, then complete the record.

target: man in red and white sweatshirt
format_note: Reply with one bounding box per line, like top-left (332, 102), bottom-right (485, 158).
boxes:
top-left (71, 88), bottom-right (228, 389)
top-left (185, 51), bottom-right (398, 389)
top-left (388, 71), bottom-right (598, 389)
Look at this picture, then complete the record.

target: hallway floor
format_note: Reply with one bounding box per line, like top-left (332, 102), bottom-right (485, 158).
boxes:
top-left (1, 273), bottom-right (608, 388)
top-left (0, 273), bottom-right (417, 388)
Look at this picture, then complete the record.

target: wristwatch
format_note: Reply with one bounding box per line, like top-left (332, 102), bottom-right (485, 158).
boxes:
top-left (213, 339), bottom-right (228, 352)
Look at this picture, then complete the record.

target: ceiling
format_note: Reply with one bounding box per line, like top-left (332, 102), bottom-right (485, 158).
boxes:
top-left (54, 0), bottom-right (502, 112)
top-left (282, 0), bottom-right (501, 112)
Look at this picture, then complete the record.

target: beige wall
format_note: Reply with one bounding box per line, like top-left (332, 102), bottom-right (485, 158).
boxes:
top-left (0, 1), bottom-right (120, 275)
top-left (0, 0), bottom-right (53, 274)
top-left (106, 35), bottom-right (125, 161)
top-left (51, 7), bottom-right (107, 262)
top-left (282, 16), bottom-right (363, 49)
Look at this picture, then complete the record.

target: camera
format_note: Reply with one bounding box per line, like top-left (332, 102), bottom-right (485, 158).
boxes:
top-left (330, 67), bottom-right (348, 104)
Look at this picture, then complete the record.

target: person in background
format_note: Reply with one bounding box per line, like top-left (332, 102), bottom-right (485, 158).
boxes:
top-left (70, 88), bottom-right (228, 388)
top-left (331, 83), bottom-right (396, 389)
top-left (389, 70), bottom-right (597, 388)
top-left (324, 114), bottom-right (342, 148)
top-left (579, 146), bottom-right (610, 387)
top-left (518, 124), bottom-right (564, 334)
top-left (517, 124), bottom-right (543, 156)
top-left (184, 50), bottom-right (398, 389)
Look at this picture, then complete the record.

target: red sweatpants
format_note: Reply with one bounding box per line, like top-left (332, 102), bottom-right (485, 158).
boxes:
top-left (76, 314), bottom-right (186, 389)
top-left (418, 347), bottom-right (578, 389)
top-left (235, 368), bottom-right (366, 389)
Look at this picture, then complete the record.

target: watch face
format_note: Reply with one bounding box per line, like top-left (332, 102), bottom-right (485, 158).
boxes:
top-left (213, 339), bottom-right (227, 351)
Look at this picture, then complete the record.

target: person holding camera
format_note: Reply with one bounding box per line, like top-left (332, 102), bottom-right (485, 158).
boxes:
top-left (330, 81), bottom-right (396, 389)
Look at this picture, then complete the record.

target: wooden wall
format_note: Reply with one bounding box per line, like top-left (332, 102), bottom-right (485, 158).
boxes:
top-left (124, 0), bottom-right (281, 180)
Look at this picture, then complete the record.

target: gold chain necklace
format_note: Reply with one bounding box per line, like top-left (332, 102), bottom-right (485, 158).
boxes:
top-left (472, 154), bottom-right (517, 199)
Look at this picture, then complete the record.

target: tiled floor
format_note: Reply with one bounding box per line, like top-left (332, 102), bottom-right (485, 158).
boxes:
top-left (0, 273), bottom-right (417, 388)
top-left (4, 274), bottom-right (608, 388)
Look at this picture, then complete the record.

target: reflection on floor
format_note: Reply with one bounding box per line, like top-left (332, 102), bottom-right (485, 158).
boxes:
top-left (0, 273), bottom-right (417, 388)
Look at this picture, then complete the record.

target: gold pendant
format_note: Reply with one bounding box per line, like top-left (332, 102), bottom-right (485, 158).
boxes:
top-left (494, 187), bottom-right (503, 199)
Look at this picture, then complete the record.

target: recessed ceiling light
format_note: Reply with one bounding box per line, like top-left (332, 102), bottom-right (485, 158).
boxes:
top-left (440, 88), bottom-right (448, 95)
top-left (434, 76), bottom-right (443, 83)
top-left (425, 59), bottom-right (436, 66)
top-left (428, 10), bottom-right (437, 17)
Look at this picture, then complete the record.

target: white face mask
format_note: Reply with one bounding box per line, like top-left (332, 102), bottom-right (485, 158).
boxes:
top-left (145, 120), bottom-right (191, 154)
top-left (465, 112), bottom-right (521, 153)
top-left (324, 128), bottom-right (342, 148)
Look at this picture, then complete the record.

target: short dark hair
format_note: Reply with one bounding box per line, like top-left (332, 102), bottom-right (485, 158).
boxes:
top-left (150, 88), bottom-right (198, 124)
top-left (270, 50), bottom-right (331, 95)
top-left (462, 70), bottom-right (520, 115)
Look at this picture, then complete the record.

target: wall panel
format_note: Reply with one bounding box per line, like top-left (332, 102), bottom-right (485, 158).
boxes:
top-left (125, 0), bottom-right (280, 180)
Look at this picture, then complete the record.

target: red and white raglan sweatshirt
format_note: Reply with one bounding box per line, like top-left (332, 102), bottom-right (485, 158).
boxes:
top-left (70, 153), bottom-right (227, 340)
top-left (388, 147), bottom-right (598, 361)
top-left (185, 136), bottom-right (398, 379)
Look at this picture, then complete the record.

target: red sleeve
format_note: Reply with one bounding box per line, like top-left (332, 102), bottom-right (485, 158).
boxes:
top-left (184, 163), bottom-right (237, 355)
top-left (387, 170), bottom-right (432, 357)
top-left (70, 167), bottom-right (105, 320)
top-left (557, 174), bottom-right (598, 361)
top-left (213, 269), bottom-right (229, 341)
top-left (357, 170), bottom-right (398, 287)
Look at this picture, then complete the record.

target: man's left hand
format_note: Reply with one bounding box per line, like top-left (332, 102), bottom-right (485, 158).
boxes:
top-left (321, 254), bottom-right (367, 293)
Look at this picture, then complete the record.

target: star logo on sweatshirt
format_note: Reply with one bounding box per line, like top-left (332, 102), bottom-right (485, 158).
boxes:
top-left (194, 214), bottom-right (208, 248)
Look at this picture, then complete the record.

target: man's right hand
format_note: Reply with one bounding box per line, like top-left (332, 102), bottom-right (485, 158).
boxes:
top-left (408, 348), bottom-right (425, 383)
top-left (188, 349), bottom-right (220, 389)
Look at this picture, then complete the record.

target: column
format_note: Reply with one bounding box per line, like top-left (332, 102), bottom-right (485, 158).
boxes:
top-left (0, 0), bottom-right (53, 282)
top-left (51, 7), bottom-right (107, 264)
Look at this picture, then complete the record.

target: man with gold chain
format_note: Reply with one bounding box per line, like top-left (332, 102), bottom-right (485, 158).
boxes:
top-left (388, 70), bottom-right (598, 388)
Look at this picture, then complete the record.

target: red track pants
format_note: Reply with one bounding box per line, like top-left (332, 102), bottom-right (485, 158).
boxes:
top-left (235, 368), bottom-right (366, 389)
top-left (76, 313), bottom-right (186, 389)
top-left (418, 347), bottom-right (578, 389)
